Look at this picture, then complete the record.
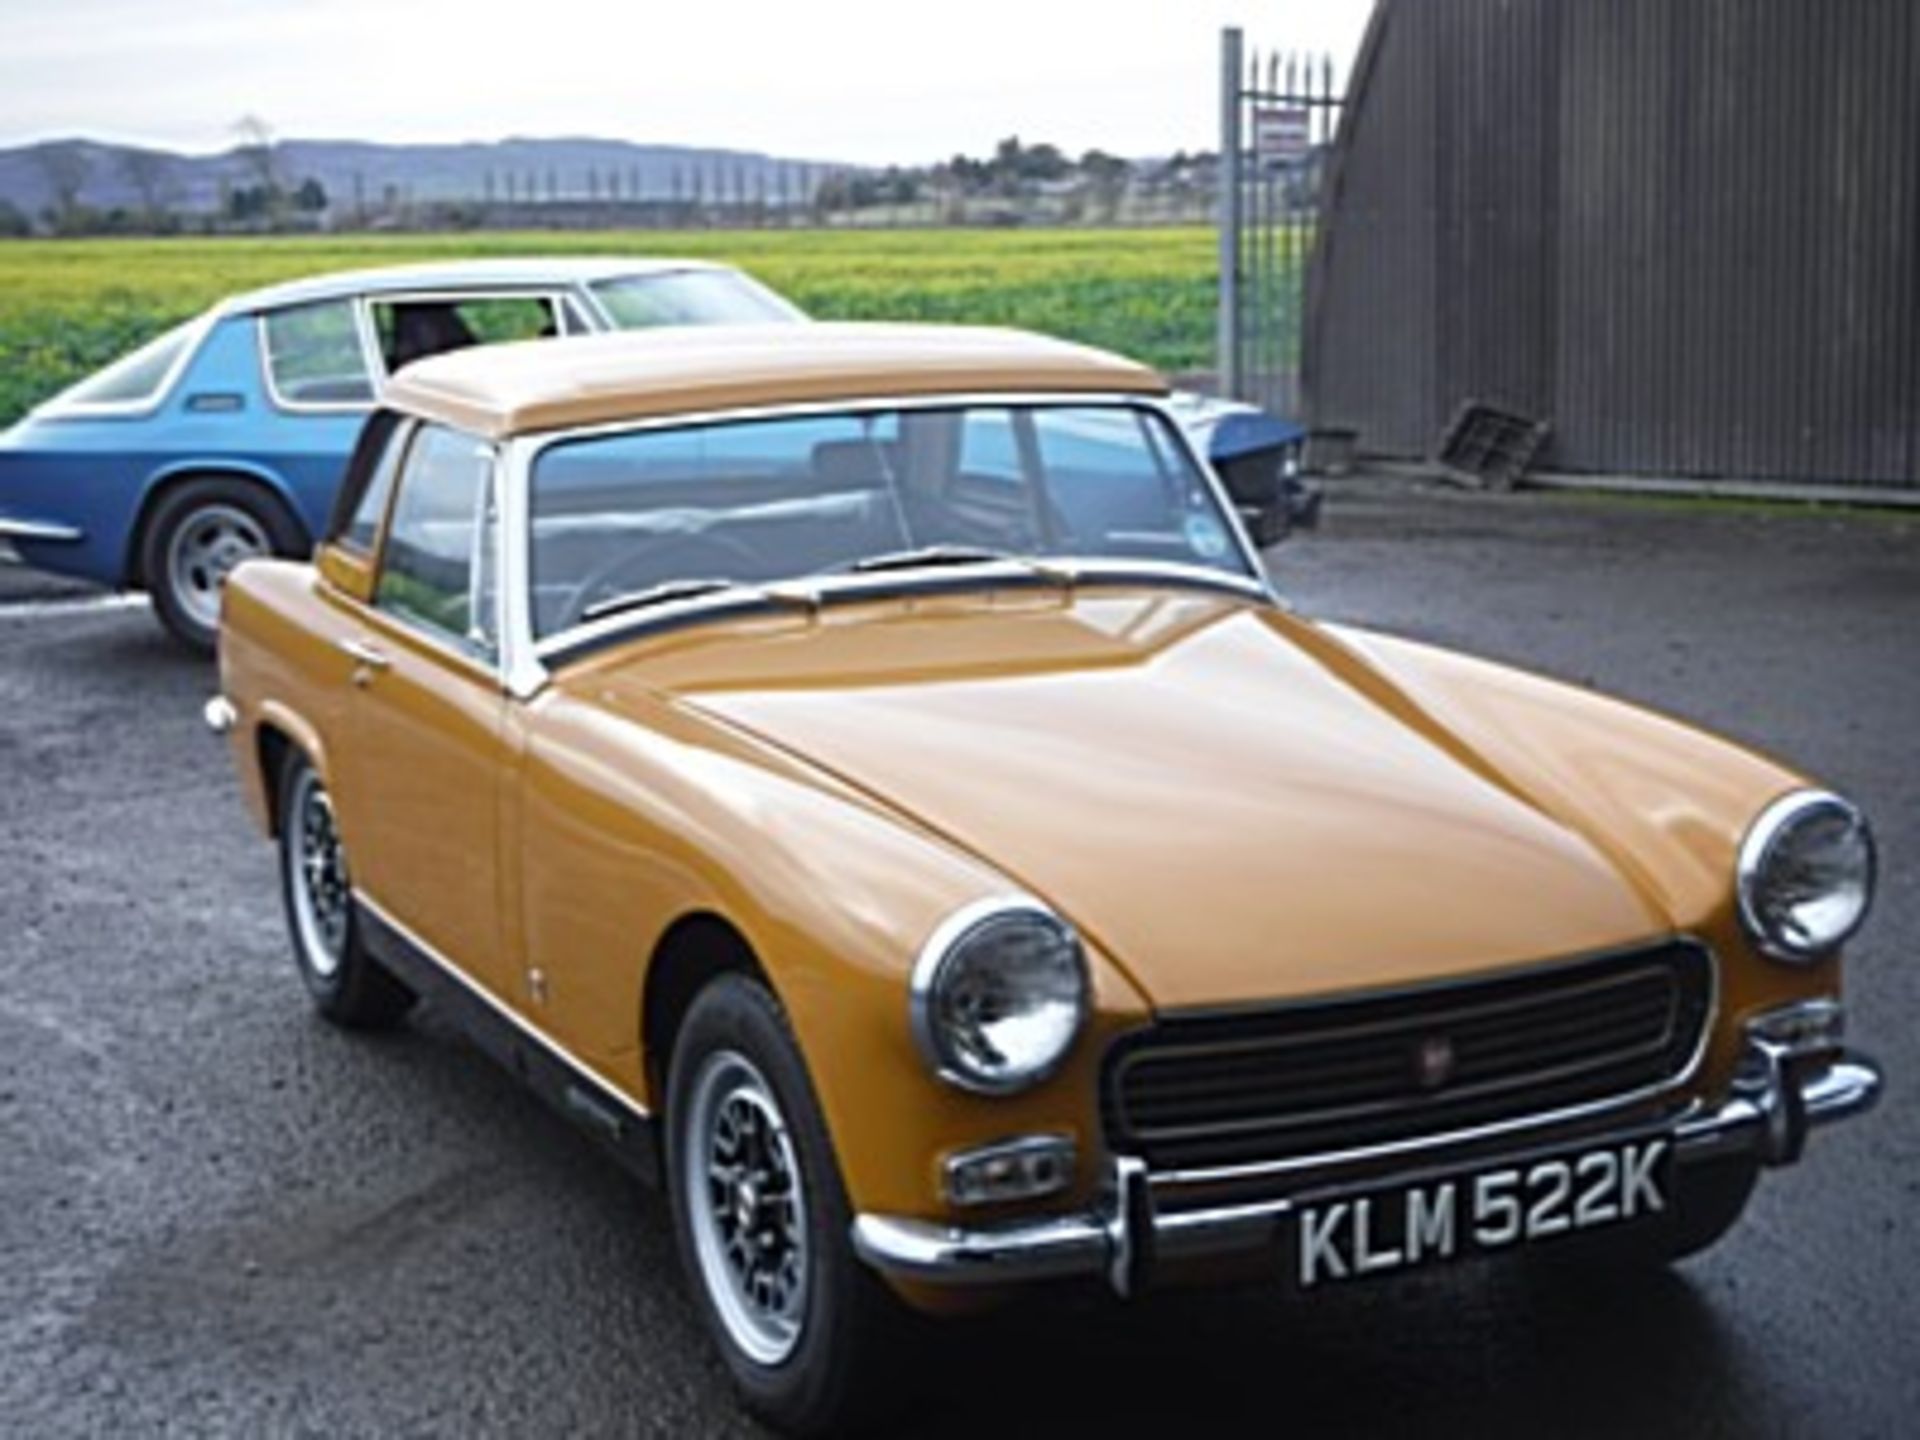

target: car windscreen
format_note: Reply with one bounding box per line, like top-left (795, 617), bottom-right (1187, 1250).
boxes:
top-left (588, 270), bottom-right (804, 329)
top-left (526, 402), bottom-right (1253, 639)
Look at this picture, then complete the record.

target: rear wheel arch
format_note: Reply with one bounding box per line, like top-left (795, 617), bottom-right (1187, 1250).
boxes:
top-left (125, 466), bottom-right (310, 587)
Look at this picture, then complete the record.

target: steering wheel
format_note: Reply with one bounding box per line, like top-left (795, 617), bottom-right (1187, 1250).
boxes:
top-left (559, 530), bottom-right (763, 630)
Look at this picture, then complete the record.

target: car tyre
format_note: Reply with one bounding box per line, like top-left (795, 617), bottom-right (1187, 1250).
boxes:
top-left (276, 753), bottom-right (412, 1029)
top-left (668, 973), bottom-right (916, 1437)
top-left (142, 477), bottom-right (306, 655)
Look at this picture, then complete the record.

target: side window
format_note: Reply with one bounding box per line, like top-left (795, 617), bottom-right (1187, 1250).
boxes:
top-left (56, 319), bottom-right (199, 409)
top-left (262, 300), bottom-right (373, 406)
top-left (340, 421), bottom-right (412, 553)
top-left (376, 425), bottom-right (496, 654)
top-left (372, 295), bottom-right (561, 374)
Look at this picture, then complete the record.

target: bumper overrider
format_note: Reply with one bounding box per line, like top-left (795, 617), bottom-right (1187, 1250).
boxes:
top-left (851, 1001), bottom-right (1881, 1295)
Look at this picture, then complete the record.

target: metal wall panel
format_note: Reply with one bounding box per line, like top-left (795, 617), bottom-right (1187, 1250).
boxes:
top-left (1303, 0), bottom-right (1920, 489)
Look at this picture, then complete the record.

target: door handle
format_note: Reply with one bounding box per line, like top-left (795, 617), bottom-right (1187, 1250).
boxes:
top-left (338, 637), bottom-right (391, 683)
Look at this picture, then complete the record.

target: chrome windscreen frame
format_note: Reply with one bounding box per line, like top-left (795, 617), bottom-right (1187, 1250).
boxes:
top-left (488, 389), bottom-right (1282, 698)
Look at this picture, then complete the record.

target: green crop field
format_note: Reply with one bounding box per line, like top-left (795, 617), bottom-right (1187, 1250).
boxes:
top-left (0, 227), bottom-right (1220, 427)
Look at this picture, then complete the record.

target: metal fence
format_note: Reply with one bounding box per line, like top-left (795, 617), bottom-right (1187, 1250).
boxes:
top-left (1217, 28), bottom-right (1345, 418)
top-left (1302, 0), bottom-right (1920, 500)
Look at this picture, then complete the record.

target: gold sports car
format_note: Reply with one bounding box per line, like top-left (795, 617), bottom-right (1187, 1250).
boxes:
top-left (208, 324), bottom-right (1881, 1435)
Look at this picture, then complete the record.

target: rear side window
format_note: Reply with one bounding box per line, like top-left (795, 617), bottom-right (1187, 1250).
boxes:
top-left (375, 425), bottom-right (495, 653)
top-left (53, 319), bottom-right (199, 409)
top-left (263, 300), bottom-right (374, 406)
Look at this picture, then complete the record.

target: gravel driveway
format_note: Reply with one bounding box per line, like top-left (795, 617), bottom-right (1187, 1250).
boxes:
top-left (1, 479), bottom-right (1914, 1436)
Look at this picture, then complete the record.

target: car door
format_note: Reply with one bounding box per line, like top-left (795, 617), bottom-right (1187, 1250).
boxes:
top-left (342, 422), bottom-right (513, 996)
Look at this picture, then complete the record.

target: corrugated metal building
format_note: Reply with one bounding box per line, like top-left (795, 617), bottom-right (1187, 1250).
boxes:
top-left (1303, 0), bottom-right (1920, 498)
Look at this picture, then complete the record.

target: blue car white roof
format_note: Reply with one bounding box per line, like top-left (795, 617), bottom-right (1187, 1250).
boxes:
top-left (217, 257), bottom-right (736, 316)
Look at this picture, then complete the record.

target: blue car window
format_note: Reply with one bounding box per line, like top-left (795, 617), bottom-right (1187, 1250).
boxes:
top-left (376, 426), bottom-right (494, 653)
top-left (370, 296), bottom-right (562, 374)
top-left (589, 271), bottom-right (801, 328)
top-left (52, 319), bottom-right (198, 410)
top-left (263, 300), bottom-right (373, 407)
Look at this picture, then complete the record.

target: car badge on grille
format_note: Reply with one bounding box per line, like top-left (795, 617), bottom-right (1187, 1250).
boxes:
top-left (1414, 1035), bottom-right (1457, 1091)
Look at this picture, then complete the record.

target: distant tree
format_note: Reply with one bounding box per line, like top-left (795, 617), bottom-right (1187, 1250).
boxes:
top-left (118, 148), bottom-right (178, 225)
top-left (35, 143), bottom-right (90, 229)
top-left (232, 114), bottom-right (280, 190)
top-left (293, 177), bottom-right (328, 213)
top-left (1079, 148), bottom-right (1132, 220)
top-left (0, 199), bottom-right (32, 237)
top-left (230, 115), bottom-right (287, 226)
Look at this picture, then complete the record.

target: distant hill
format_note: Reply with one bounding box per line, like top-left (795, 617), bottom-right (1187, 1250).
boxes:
top-left (0, 136), bottom-right (852, 216)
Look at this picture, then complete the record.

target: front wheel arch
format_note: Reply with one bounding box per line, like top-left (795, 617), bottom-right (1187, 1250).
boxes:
top-left (641, 912), bottom-right (768, 1109)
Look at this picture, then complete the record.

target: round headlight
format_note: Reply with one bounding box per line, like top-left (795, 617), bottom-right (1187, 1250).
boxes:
top-left (1737, 790), bottom-right (1875, 962)
top-left (911, 899), bottom-right (1088, 1095)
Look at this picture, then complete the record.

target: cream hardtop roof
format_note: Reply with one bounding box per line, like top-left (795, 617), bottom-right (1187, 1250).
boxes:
top-left (379, 323), bottom-right (1169, 440)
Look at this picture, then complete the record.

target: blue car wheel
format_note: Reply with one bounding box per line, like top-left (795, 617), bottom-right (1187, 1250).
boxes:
top-left (139, 478), bottom-right (306, 654)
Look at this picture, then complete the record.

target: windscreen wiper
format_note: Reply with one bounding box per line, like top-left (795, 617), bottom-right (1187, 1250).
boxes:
top-left (838, 546), bottom-right (1080, 590)
top-left (581, 577), bottom-right (744, 623)
top-left (841, 545), bottom-right (1015, 575)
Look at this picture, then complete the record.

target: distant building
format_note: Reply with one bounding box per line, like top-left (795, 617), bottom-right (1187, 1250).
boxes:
top-left (1305, 0), bottom-right (1920, 499)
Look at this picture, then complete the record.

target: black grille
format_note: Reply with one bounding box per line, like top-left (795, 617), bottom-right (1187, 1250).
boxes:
top-left (1104, 942), bottom-right (1713, 1172)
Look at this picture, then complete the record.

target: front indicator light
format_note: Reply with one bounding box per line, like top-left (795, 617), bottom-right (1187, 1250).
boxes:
top-left (944, 1135), bottom-right (1076, 1207)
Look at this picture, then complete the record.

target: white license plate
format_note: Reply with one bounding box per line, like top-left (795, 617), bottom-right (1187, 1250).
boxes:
top-left (1293, 1135), bottom-right (1671, 1289)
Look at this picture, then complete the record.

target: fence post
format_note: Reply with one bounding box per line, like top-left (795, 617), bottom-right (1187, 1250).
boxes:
top-left (1218, 26), bottom-right (1244, 399)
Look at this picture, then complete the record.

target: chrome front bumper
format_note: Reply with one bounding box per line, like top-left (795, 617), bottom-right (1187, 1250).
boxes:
top-left (852, 1012), bottom-right (1881, 1296)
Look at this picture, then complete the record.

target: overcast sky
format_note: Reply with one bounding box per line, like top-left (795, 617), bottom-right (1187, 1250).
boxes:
top-left (0, 0), bottom-right (1375, 163)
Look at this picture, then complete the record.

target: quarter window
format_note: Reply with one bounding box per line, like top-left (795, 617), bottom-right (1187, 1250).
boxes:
top-left (263, 300), bottom-right (374, 406)
top-left (376, 425), bottom-right (496, 653)
top-left (54, 318), bottom-right (199, 409)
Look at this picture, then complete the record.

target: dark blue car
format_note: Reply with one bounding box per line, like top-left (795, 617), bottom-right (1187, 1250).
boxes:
top-left (0, 257), bottom-right (1311, 651)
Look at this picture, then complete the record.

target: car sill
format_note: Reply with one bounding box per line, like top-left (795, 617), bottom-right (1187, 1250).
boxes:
top-left (353, 894), bottom-right (661, 1185)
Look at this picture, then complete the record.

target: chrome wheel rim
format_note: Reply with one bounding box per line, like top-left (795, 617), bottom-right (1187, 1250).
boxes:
top-left (682, 1050), bottom-right (810, 1366)
top-left (167, 503), bottom-right (268, 631)
top-left (286, 769), bottom-right (350, 978)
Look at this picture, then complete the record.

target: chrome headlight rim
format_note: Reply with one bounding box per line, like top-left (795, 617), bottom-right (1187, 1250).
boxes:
top-left (909, 895), bottom-right (1089, 1097)
top-left (1736, 788), bottom-right (1876, 964)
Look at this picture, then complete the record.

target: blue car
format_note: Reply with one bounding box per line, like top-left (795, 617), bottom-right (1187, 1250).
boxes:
top-left (0, 257), bottom-right (1314, 651)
